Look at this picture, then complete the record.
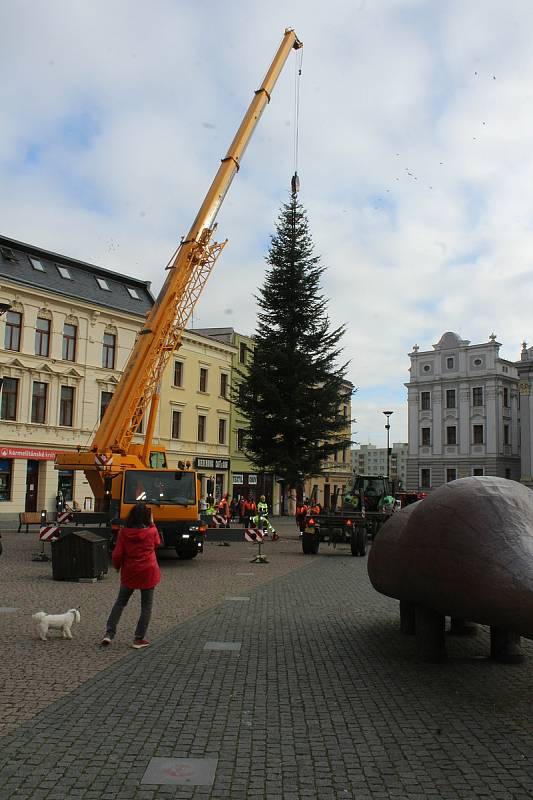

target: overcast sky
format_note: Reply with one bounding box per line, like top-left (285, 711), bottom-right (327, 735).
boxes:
top-left (2, 0), bottom-right (533, 447)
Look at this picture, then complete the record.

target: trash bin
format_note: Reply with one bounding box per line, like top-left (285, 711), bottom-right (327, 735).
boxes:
top-left (51, 529), bottom-right (109, 581)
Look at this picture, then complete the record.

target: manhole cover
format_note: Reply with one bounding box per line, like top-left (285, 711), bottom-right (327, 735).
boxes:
top-left (141, 757), bottom-right (218, 786)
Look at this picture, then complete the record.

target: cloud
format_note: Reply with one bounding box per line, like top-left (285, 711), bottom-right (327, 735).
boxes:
top-left (1, 0), bottom-right (533, 445)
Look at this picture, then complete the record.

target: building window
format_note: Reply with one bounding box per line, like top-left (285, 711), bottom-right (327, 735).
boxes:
top-left (62, 323), bottom-right (77, 361)
top-left (171, 410), bottom-right (181, 439)
top-left (421, 427), bottom-right (431, 446)
top-left (446, 468), bottom-right (457, 482)
top-left (58, 470), bottom-right (74, 502)
top-left (126, 287), bottom-right (140, 299)
top-left (30, 257), bottom-right (45, 272)
top-left (446, 426), bottom-right (457, 445)
top-left (102, 333), bottom-right (116, 369)
top-left (1, 377), bottom-right (18, 421)
top-left (505, 468), bottom-right (511, 479)
top-left (0, 459), bottom-right (12, 501)
top-left (173, 361), bottom-right (183, 387)
top-left (4, 311), bottom-right (22, 351)
top-left (35, 317), bottom-right (51, 357)
top-left (472, 387), bottom-right (484, 406)
top-left (420, 468), bottom-right (431, 489)
top-left (59, 386), bottom-right (74, 427)
top-left (503, 387), bottom-right (509, 407)
top-left (446, 357), bottom-right (455, 369)
top-left (220, 373), bottom-right (228, 398)
top-left (96, 277), bottom-right (111, 291)
top-left (31, 382), bottom-right (48, 423)
top-left (57, 265), bottom-right (72, 280)
top-left (473, 424), bottom-right (484, 444)
top-left (420, 391), bottom-right (430, 411)
top-left (100, 391), bottom-right (113, 421)
top-left (504, 424), bottom-right (510, 445)
top-left (237, 428), bottom-right (245, 450)
top-left (446, 389), bottom-right (456, 409)
top-left (198, 414), bottom-right (206, 442)
top-left (239, 342), bottom-right (247, 364)
top-left (472, 467), bottom-right (484, 476)
top-left (199, 368), bottom-right (208, 393)
top-left (218, 418), bottom-right (227, 444)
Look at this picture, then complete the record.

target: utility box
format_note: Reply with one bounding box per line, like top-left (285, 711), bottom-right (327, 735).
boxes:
top-left (51, 530), bottom-right (109, 581)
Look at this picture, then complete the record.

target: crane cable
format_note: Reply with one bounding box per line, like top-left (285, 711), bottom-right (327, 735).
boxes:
top-left (291, 47), bottom-right (303, 195)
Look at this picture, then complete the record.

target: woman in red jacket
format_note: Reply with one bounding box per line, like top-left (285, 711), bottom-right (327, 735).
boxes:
top-left (100, 503), bottom-right (161, 649)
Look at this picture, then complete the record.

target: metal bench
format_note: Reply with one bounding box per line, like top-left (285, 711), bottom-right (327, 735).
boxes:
top-left (18, 511), bottom-right (46, 533)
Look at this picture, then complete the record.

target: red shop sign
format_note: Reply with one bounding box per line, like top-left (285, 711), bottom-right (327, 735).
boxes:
top-left (0, 446), bottom-right (58, 461)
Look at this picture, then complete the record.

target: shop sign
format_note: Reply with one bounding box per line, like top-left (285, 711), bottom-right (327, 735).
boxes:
top-left (194, 457), bottom-right (230, 470)
top-left (233, 474), bottom-right (243, 484)
top-left (0, 446), bottom-right (57, 461)
top-left (248, 474), bottom-right (257, 485)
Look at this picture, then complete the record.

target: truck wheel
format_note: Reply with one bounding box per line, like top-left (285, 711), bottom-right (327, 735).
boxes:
top-left (358, 529), bottom-right (367, 557)
top-left (302, 533), bottom-right (319, 555)
top-left (175, 545), bottom-right (198, 560)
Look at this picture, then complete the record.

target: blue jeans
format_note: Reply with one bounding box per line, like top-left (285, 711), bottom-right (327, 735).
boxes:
top-left (105, 585), bottom-right (154, 640)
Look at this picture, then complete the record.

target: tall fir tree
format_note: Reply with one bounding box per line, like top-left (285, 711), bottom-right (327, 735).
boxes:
top-left (236, 193), bottom-right (352, 492)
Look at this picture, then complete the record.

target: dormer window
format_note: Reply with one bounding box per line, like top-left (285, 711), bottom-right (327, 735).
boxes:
top-left (30, 257), bottom-right (45, 272)
top-left (57, 266), bottom-right (72, 280)
top-left (1, 247), bottom-right (17, 262)
top-left (126, 287), bottom-right (140, 299)
top-left (96, 277), bottom-right (111, 291)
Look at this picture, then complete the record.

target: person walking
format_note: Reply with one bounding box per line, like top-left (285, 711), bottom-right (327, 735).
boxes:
top-left (100, 503), bottom-right (161, 649)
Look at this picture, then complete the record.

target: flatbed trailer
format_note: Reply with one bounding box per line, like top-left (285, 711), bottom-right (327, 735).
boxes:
top-left (301, 511), bottom-right (392, 556)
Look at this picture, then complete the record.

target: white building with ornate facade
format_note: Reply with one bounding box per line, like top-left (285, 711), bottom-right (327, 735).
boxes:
top-left (405, 332), bottom-right (520, 491)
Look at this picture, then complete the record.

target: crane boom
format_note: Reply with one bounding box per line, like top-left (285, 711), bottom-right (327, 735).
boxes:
top-left (93, 28), bottom-right (303, 456)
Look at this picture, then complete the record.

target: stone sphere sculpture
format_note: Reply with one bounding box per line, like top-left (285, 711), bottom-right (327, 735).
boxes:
top-left (368, 477), bottom-right (533, 661)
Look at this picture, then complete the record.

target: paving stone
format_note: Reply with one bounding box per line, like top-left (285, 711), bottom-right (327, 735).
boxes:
top-left (3, 527), bottom-right (533, 797)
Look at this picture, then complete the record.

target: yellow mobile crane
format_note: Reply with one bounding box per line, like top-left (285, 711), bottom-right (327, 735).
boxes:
top-left (55, 29), bottom-right (303, 558)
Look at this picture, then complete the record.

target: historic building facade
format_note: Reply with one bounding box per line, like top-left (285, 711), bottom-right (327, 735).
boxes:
top-left (157, 329), bottom-right (233, 503)
top-left (0, 235), bottom-right (153, 519)
top-left (192, 327), bottom-right (280, 512)
top-left (405, 332), bottom-right (520, 491)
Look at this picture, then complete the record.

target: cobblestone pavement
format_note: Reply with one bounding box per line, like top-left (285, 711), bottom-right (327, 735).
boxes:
top-left (0, 518), bottom-right (308, 736)
top-left (2, 526), bottom-right (533, 798)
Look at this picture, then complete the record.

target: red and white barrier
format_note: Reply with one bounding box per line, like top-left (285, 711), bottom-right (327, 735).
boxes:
top-left (245, 528), bottom-right (265, 543)
top-left (39, 509), bottom-right (73, 542)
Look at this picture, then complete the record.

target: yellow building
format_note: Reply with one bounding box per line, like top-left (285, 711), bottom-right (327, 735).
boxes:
top-left (304, 381), bottom-right (354, 509)
top-left (0, 235), bottom-right (153, 520)
top-left (157, 329), bottom-right (234, 502)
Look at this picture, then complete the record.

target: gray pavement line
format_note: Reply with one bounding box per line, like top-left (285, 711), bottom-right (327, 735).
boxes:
top-left (0, 554), bottom-right (319, 747)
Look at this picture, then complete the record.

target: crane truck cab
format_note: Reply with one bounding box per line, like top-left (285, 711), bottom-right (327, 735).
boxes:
top-left (117, 468), bottom-right (204, 559)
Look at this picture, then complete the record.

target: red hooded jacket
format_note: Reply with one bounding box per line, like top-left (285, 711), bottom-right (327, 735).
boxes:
top-left (112, 524), bottom-right (161, 590)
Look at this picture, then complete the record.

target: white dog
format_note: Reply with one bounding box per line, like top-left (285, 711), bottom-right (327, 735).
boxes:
top-left (32, 608), bottom-right (81, 641)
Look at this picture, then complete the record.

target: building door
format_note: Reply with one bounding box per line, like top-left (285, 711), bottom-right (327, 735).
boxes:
top-left (25, 460), bottom-right (39, 512)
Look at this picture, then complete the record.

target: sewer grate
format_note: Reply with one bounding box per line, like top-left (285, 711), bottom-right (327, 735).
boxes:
top-left (0, 607), bottom-right (19, 613)
top-left (225, 596), bottom-right (250, 601)
top-left (204, 641), bottom-right (241, 651)
top-left (141, 757), bottom-right (218, 786)
top-left (235, 572), bottom-right (254, 576)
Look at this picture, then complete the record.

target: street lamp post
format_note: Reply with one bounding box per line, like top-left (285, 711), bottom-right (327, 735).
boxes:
top-left (383, 411), bottom-right (393, 487)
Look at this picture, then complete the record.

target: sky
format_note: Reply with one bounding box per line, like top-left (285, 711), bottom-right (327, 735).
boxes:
top-left (2, 0), bottom-right (533, 447)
